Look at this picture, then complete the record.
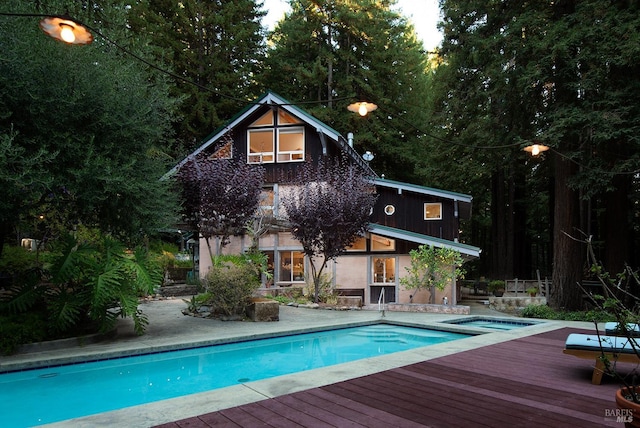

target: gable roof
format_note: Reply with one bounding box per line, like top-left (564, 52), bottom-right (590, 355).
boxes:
top-left (166, 91), bottom-right (377, 177)
top-left (369, 224), bottom-right (481, 259)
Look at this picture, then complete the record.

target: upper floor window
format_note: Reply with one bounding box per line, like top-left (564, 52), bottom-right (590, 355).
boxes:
top-left (248, 129), bottom-right (274, 163)
top-left (248, 109), bottom-right (304, 164)
top-left (277, 127), bottom-right (304, 161)
top-left (371, 234), bottom-right (395, 251)
top-left (347, 236), bottom-right (367, 252)
top-left (424, 203), bottom-right (442, 220)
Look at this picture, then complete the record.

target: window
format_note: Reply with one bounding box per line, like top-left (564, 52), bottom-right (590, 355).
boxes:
top-left (370, 234), bottom-right (395, 251)
top-left (277, 110), bottom-right (302, 125)
top-left (372, 257), bottom-right (396, 284)
top-left (384, 205), bottom-right (395, 215)
top-left (424, 203), bottom-right (442, 220)
top-left (277, 127), bottom-right (304, 161)
top-left (248, 129), bottom-right (274, 163)
top-left (252, 111), bottom-right (274, 126)
top-left (259, 187), bottom-right (275, 216)
top-left (279, 250), bottom-right (305, 282)
top-left (347, 236), bottom-right (366, 251)
top-left (209, 142), bottom-right (232, 159)
top-left (264, 251), bottom-right (275, 286)
top-left (248, 108), bottom-right (304, 164)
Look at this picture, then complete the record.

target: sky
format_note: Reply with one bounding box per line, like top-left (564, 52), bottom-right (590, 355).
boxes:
top-left (262, 0), bottom-right (443, 51)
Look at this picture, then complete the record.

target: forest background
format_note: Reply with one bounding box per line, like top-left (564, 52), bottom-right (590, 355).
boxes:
top-left (1, 0), bottom-right (639, 310)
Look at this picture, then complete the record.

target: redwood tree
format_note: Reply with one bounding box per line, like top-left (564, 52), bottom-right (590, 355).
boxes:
top-left (280, 156), bottom-right (377, 302)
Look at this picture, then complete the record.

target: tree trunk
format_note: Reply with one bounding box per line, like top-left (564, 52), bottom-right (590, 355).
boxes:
top-left (549, 152), bottom-right (585, 310)
top-left (602, 174), bottom-right (631, 276)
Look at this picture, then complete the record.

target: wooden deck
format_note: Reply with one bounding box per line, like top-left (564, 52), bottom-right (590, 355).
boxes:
top-left (156, 328), bottom-right (625, 427)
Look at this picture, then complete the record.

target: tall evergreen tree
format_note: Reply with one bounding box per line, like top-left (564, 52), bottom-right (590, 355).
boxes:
top-left (430, 0), bottom-right (640, 309)
top-left (128, 0), bottom-right (267, 153)
top-left (262, 0), bottom-right (431, 182)
top-left (0, 1), bottom-right (180, 251)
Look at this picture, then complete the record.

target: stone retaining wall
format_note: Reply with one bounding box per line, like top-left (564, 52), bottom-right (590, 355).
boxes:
top-left (386, 303), bottom-right (471, 315)
top-left (159, 284), bottom-right (198, 297)
top-left (489, 296), bottom-right (547, 311)
top-left (336, 296), bottom-right (362, 308)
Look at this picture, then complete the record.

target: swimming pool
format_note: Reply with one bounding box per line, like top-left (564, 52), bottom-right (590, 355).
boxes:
top-left (0, 323), bottom-right (469, 426)
top-left (444, 317), bottom-right (538, 330)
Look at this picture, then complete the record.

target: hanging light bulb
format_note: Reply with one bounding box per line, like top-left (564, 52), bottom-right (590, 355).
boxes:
top-left (39, 16), bottom-right (93, 45)
top-left (347, 101), bottom-right (378, 117)
top-left (59, 23), bottom-right (76, 43)
top-left (523, 143), bottom-right (549, 157)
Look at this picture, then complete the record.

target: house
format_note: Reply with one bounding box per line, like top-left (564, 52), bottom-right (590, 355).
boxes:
top-left (169, 92), bottom-right (480, 306)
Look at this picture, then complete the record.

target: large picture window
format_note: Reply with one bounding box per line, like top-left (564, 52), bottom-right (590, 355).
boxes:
top-left (248, 108), bottom-right (304, 164)
top-left (248, 129), bottom-right (274, 164)
top-left (279, 250), bottom-right (305, 282)
top-left (277, 127), bottom-right (304, 161)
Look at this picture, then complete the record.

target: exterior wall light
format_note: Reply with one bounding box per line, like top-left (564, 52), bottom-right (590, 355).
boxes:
top-left (347, 101), bottom-right (378, 117)
top-left (39, 16), bottom-right (93, 45)
top-left (523, 143), bottom-right (549, 156)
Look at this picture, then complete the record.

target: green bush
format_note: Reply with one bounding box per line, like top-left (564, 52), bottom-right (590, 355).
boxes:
top-left (0, 245), bottom-right (37, 273)
top-left (201, 256), bottom-right (260, 317)
top-left (0, 312), bottom-right (47, 355)
top-left (0, 234), bottom-right (162, 348)
top-left (521, 304), bottom-right (557, 319)
top-left (521, 304), bottom-right (615, 322)
top-left (302, 273), bottom-right (335, 303)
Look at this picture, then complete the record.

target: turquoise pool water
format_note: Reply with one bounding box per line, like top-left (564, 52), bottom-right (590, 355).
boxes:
top-left (0, 323), bottom-right (468, 426)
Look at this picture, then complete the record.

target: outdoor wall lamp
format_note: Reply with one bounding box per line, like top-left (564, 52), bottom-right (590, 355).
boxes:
top-left (348, 101), bottom-right (378, 117)
top-left (523, 143), bottom-right (549, 156)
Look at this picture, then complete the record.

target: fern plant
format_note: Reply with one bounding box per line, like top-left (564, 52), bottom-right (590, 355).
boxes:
top-left (46, 234), bottom-right (160, 335)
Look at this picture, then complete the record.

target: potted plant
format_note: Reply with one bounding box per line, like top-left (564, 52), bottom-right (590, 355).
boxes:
top-left (487, 280), bottom-right (505, 297)
top-left (526, 287), bottom-right (538, 297)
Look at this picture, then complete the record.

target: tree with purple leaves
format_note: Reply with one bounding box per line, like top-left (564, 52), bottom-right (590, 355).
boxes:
top-left (177, 153), bottom-right (264, 260)
top-left (280, 156), bottom-right (377, 303)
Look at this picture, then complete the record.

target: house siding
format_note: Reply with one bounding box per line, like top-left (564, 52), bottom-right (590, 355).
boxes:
top-left (372, 187), bottom-right (459, 241)
top-left (174, 92), bottom-right (479, 306)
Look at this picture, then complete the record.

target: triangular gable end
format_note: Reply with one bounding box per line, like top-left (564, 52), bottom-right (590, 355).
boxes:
top-left (166, 92), bottom-right (376, 178)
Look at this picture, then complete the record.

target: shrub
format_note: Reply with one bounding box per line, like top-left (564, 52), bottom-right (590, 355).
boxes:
top-left (0, 312), bottom-right (48, 355)
top-left (487, 280), bottom-right (505, 292)
top-left (303, 272), bottom-right (334, 303)
top-left (0, 245), bottom-right (37, 273)
top-left (0, 234), bottom-right (161, 345)
top-left (520, 304), bottom-right (615, 322)
top-left (201, 257), bottom-right (260, 317)
top-left (521, 304), bottom-right (557, 319)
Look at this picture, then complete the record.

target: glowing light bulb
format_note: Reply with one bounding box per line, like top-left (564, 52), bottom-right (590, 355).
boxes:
top-left (358, 103), bottom-right (367, 116)
top-left (59, 24), bottom-right (76, 43)
top-left (531, 144), bottom-right (540, 156)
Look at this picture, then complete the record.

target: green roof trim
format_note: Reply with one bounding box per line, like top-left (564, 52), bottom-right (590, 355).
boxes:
top-left (373, 177), bottom-right (472, 202)
top-left (369, 224), bottom-right (481, 258)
